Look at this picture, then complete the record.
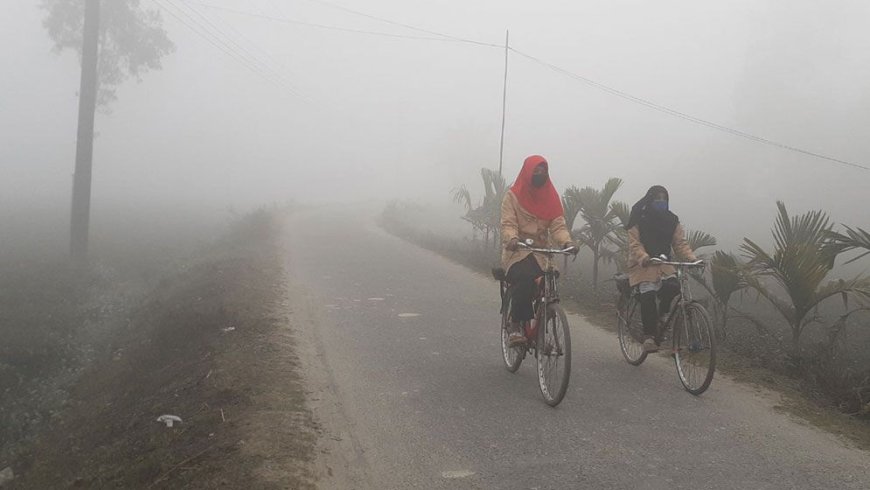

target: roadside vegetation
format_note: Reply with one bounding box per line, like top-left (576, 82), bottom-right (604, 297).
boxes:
top-left (1, 207), bottom-right (316, 489)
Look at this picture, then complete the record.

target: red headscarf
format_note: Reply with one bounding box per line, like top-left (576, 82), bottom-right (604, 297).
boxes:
top-left (509, 155), bottom-right (564, 221)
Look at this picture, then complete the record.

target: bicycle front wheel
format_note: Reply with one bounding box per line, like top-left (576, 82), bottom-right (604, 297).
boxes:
top-left (536, 304), bottom-right (571, 406)
top-left (617, 295), bottom-right (647, 366)
top-left (673, 302), bottom-right (716, 395)
top-left (500, 293), bottom-right (524, 373)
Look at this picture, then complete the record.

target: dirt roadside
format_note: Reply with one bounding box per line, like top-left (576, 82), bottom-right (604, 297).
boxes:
top-left (5, 211), bottom-right (321, 489)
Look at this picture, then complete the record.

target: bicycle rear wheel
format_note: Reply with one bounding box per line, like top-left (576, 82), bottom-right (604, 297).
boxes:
top-left (673, 302), bottom-right (716, 395)
top-left (500, 293), bottom-right (524, 373)
top-left (617, 295), bottom-right (647, 366)
top-left (536, 304), bottom-right (571, 406)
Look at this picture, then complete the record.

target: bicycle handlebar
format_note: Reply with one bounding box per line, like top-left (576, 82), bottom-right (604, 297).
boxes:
top-left (517, 241), bottom-right (577, 255)
top-left (647, 257), bottom-right (705, 268)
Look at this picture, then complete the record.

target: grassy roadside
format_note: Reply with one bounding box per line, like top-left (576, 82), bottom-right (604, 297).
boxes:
top-left (379, 218), bottom-right (870, 451)
top-left (5, 209), bottom-right (318, 489)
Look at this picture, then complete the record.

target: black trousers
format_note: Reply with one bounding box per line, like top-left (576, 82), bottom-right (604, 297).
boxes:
top-left (638, 277), bottom-right (680, 338)
top-left (506, 254), bottom-right (544, 322)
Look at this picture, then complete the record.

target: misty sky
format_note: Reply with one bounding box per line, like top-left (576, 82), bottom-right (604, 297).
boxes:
top-left (2, 0), bottom-right (869, 251)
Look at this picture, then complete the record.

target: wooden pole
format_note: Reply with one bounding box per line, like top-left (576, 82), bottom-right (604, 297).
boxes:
top-left (70, 0), bottom-right (100, 264)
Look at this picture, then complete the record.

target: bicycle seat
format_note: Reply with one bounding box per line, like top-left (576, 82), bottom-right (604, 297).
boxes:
top-left (491, 267), bottom-right (506, 282)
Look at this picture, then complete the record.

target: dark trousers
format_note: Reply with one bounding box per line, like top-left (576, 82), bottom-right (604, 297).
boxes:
top-left (638, 278), bottom-right (680, 337)
top-left (506, 254), bottom-right (544, 322)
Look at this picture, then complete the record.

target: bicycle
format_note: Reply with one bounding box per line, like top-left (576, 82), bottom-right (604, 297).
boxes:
top-left (492, 240), bottom-right (577, 406)
top-left (615, 256), bottom-right (717, 395)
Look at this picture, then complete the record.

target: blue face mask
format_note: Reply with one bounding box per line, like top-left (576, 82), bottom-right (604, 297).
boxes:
top-left (651, 200), bottom-right (669, 212)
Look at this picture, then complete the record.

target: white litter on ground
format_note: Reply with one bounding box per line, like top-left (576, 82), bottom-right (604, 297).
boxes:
top-left (441, 470), bottom-right (475, 479)
top-left (156, 415), bottom-right (183, 428)
top-left (398, 313), bottom-right (420, 318)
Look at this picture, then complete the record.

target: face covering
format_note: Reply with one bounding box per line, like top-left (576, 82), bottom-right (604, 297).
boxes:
top-left (531, 174), bottom-right (548, 188)
top-left (651, 199), bottom-right (669, 212)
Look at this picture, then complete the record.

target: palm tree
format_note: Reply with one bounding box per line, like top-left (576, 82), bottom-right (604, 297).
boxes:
top-left (451, 185), bottom-right (480, 240)
top-left (608, 200), bottom-right (631, 272)
top-left (827, 225), bottom-right (870, 265)
top-left (741, 202), bottom-right (870, 358)
top-left (562, 186), bottom-right (583, 232)
top-left (480, 168), bottom-right (507, 248)
top-left (696, 251), bottom-right (749, 336)
top-left (451, 169), bottom-right (506, 249)
top-left (685, 230), bottom-right (717, 252)
top-left (572, 178), bottom-right (624, 290)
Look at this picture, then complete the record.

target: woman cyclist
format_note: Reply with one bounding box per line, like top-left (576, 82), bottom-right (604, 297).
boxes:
top-left (626, 185), bottom-right (698, 352)
top-left (500, 155), bottom-right (577, 347)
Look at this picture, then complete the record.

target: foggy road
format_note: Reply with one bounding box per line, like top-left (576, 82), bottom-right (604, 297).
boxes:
top-left (283, 207), bottom-right (870, 489)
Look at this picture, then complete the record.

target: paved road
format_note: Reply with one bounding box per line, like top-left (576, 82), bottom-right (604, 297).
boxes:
top-left (282, 207), bottom-right (869, 489)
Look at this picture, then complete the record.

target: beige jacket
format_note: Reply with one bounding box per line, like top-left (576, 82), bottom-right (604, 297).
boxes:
top-left (627, 223), bottom-right (696, 286)
top-left (500, 191), bottom-right (572, 272)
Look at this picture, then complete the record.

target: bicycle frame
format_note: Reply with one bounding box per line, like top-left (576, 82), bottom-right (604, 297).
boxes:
top-left (520, 244), bottom-right (575, 303)
top-left (510, 243), bottom-right (576, 344)
top-left (498, 243), bottom-right (577, 405)
top-left (650, 258), bottom-right (704, 336)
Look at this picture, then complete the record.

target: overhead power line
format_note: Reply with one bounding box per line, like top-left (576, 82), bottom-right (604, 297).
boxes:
top-left (182, 0), bottom-right (501, 46)
top-left (180, 0), bottom-right (306, 97)
top-left (152, 0), bottom-right (298, 94)
top-left (509, 47), bottom-right (869, 172)
top-left (302, 0), bottom-right (503, 48)
top-left (165, 0), bottom-right (302, 95)
top-left (176, 0), bottom-right (868, 172)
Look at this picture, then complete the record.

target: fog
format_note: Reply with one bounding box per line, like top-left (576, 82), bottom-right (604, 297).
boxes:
top-left (2, 0), bottom-right (869, 254)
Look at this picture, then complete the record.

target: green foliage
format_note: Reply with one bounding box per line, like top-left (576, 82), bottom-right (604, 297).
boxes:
top-left (569, 178), bottom-right (624, 289)
top-left (686, 229), bottom-right (717, 252)
top-left (741, 201), bottom-right (870, 353)
top-left (451, 168), bottom-right (506, 248)
top-left (827, 225), bottom-right (870, 265)
top-left (41, 0), bottom-right (174, 107)
top-left (710, 251), bottom-right (746, 308)
top-left (610, 200), bottom-right (630, 228)
top-left (561, 186), bottom-right (582, 231)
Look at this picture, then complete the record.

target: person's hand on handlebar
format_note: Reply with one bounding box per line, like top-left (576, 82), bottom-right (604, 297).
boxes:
top-left (506, 237), bottom-right (519, 252)
top-left (562, 241), bottom-right (579, 255)
top-left (643, 254), bottom-right (666, 267)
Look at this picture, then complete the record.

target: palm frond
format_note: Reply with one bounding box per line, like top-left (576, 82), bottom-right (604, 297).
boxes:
top-left (562, 186), bottom-right (583, 231)
top-left (686, 229), bottom-right (717, 252)
top-left (739, 201), bottom-right (867, 348)
top-left (809, 277), bottom-right (870, 315)
top-left (610, 200), bottom-right (630, 228)
top-left (827, 225), bottom-right (870, 265)
top-left (450, 186), bottom-right (472, 212)
top-left (741, 272), bottom-right (798, 327)
top-left (710, 251), bottom-right (746, 305)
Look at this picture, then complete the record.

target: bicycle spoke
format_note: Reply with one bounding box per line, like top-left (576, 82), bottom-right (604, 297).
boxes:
top-left (537, 306), bottom-right (571, 406)
top-left (618, 296), bottom-right (647, 365)
top-left (674, 303), bottom-right (716, 395)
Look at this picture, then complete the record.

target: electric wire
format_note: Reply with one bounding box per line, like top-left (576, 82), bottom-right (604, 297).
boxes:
top-left (164, 0), bottom-right (301, 95)
top-left (166, 0), bottom-right (869, 171)
top-left (510, 47), bottom-right (869, 171)
top-left (152, 0), bottom-right (293, 93)
top-left (180, 0), bottom-right (306, 97)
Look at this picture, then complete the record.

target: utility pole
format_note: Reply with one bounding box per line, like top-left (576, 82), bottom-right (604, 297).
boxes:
top-left (497, 30), bottom-right (509, 182)
top-left (71, 0), bottom-right (100, 264)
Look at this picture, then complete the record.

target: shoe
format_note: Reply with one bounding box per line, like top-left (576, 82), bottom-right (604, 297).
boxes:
top-left (642, 337), bottom-right (660, 353)
top-left (508, 332), bottom-right (527, 347)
